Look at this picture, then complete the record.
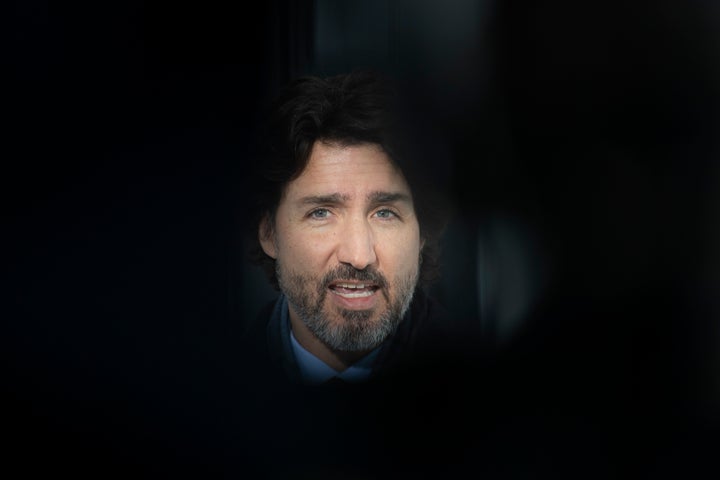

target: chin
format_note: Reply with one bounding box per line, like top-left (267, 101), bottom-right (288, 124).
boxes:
top-left (317, 309), bottom-right (398, 352)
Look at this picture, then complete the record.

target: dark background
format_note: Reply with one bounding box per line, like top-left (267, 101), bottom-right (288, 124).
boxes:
top-left (7, 0), bottom-right (720, 477)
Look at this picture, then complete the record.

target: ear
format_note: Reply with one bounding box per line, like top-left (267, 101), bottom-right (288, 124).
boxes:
top-left (258, 214), bottom-right (278, 259)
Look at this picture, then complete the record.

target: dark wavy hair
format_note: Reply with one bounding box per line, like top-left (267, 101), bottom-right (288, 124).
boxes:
top-left (247, 70), bottom-right (449, 291)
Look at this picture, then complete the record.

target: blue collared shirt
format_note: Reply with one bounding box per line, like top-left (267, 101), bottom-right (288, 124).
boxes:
top-left (289, 328), bottom-right (380, 385)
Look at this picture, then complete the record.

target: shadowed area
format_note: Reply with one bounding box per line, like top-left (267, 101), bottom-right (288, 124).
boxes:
top-left (6, 0), bottom-right (720, 478)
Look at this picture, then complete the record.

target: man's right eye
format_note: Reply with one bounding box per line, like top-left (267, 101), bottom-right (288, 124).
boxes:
top-left (308, 208), bottom-right (331, 219)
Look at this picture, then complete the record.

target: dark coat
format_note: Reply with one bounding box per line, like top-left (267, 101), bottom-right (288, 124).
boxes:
top-left (68, 289), bottom-right (619, 479)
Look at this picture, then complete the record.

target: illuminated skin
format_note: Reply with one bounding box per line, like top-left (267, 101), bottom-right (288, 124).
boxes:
top-left (259, 141), bottom-right (424, 372)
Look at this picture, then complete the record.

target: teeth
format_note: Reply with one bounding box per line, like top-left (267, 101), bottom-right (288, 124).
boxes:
top-left (336, 283), bottom-right (367, 289)
top-left (332, 289), bottom-right (374, 298)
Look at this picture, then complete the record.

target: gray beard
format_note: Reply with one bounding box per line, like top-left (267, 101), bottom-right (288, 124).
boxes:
top-left (277, 263), bottom-right (418, 352)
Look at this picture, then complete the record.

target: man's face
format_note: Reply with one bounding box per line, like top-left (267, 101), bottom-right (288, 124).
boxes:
top-left (260, 141), bottom-right (423, 352)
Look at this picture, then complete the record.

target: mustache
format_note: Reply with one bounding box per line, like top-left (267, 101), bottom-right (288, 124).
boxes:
top-left (320, 264), bottom-right (389, 291)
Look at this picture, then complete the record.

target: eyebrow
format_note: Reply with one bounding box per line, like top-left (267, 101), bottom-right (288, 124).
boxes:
top-left (297, 193), bottom-right (350, 206)
top-left (296, 191), bottom-right (412, 206)
top-left (366, 190), bottom-right (412, 204)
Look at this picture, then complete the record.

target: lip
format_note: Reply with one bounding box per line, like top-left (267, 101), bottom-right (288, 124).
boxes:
top-left (327, 282), bottom-right (380, 311)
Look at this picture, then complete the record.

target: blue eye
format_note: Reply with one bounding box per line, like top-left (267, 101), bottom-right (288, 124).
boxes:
top-left (309, 208), bottom-right (331, 219)
top-left (375, 209), bottom-right (397, 219)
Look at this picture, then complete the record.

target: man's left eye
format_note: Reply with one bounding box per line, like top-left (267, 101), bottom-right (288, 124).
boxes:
top-left (375, 209), bottom-right (397, 219)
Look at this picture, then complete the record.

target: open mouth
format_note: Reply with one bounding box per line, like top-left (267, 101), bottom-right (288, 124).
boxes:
top-left (328, 281), bottom-right (380, 299)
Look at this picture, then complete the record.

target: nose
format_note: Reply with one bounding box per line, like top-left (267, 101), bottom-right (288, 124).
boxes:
top-left (336, 217), bottom-right (378, 270)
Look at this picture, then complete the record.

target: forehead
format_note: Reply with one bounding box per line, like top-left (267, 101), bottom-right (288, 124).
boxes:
top-left (282, 142), bottom-right (412, 201)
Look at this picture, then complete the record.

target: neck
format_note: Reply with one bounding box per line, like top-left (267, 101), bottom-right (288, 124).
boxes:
top-left (288, 309), bottom-right (371, 372)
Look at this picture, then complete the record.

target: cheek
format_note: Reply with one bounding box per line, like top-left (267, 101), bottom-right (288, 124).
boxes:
top-left (277, 226), bottom-right (336, 272)
top-left (378, 230), bottom-right (422, 277)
